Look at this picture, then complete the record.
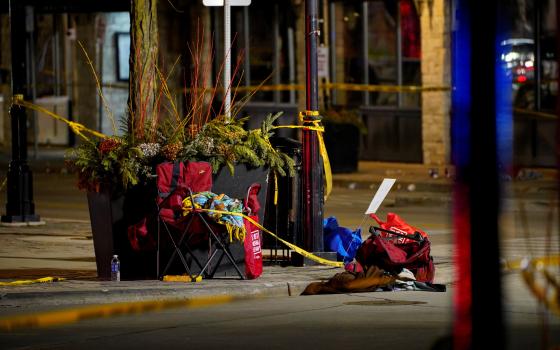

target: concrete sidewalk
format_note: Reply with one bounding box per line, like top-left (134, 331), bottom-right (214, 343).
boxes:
top-left (0, 215), bottom-right (453, 310)
top-left (0, 212), bottom-right (452, 312)
top-left (0, 264), bottom-right (344, 308)
top-left (0, 265), bottom-right (454, 313)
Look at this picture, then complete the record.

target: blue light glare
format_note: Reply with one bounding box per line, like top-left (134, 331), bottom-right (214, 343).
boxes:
top-left (496, 39), bottom-right (513, 176)
top-left (451, 1), bottom-right (471, 170)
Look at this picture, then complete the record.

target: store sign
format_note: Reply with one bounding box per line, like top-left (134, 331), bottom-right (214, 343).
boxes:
top-left (317, 46), bottom-right (329, 79)
top-left (203, 0), bottom-right (251, 6)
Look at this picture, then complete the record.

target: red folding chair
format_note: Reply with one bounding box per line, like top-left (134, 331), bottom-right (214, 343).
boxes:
top-left (155, 161), bottom-right (245, 280)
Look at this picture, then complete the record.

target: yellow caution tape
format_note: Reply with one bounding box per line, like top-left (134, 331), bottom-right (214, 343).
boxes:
top-left (502, 255), bottom-right (560, 316)
top-left (192, 208), bottom-right (344, 268)
top-left (514, 108), bottom-right (558, 120)
top-left (231, 84), bottom-right (304, 92)
top-left (0, 277), bottom-right (65, 286)
top-left (272, 110), bottom-right (333, 200)
top-left (181, 200), bottom-right (341, 266)
top-left (273, 171), bottom-right (279, 206)
top-left (324, 82), bottom-right (450, 93)
top-left (502, 255), bottom-right (560, 271)
top-left (0, 294), bottom-right (241, 331)
top-left (162, 275), bottom-right (203, 283)
top-left (194, 83), bottom-right (450, 93)
top-left (244, 214), bottom-right (343, 268)
top-left (13, 97), bottom-right (108, 141)
top-left (308, 113), bottom-right (332, 201)
top-left (519, 255), bottom-right (560, 316)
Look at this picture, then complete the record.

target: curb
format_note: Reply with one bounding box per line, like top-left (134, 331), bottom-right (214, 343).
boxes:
top-left (0, 280), bottom-right (316, 309)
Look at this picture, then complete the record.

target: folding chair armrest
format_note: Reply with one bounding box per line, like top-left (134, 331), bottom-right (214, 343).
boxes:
top-left (157, 185), bottom-right (190, 213)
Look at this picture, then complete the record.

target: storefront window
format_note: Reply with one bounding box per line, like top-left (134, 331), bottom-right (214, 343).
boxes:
top-left (214, 2), bottom-right (296, 104)
top-left (246, 5), bottom-right (275, 101)
top-left (539, 0), bottom-right (557, 112)
top-left (334, 1), bottom-right (364, 107)
top-left (366, 0), bottom-right (397, 106)
top-left (506, 0), bottom-right (558, 167)
top-left (332, 0), bottom-right (422, 108)
top-left (507, 0), bottom-right (557, 113)
top-left (399, 0), bottom-right (421, 108)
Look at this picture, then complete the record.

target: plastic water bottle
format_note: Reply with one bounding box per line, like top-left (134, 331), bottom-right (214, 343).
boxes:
top-left (111, 255), bottom-right (120, 282)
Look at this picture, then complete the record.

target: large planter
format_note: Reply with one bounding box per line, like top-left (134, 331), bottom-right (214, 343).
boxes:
top-left (323, 122), bottom-right (360, 173)
top-left (86, 164), bottom-right (269, 280)
top-left (87, 184), bottom-right (157, 280)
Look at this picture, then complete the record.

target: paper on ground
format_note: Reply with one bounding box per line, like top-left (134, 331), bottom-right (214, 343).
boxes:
top-left (365, 178), bottom-right (396, 214)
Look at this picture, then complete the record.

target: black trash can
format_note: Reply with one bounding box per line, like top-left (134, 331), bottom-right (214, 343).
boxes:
top-left (263, 136), bottom-right (302, 264)
top-left (323, 122), bottom-right (360, 173)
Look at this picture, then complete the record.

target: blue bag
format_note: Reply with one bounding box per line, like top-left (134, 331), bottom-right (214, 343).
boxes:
top-left (323, 216), bottom-right (362, 263)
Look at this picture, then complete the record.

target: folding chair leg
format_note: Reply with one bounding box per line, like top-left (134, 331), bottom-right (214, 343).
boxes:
top-left (207, 248), bottom-right (225, 278)
top-left (196, 248), bottom-right (220, 278)
top-left (161, 244), bottom-right (192, 278)
top-left (159, 211), bottom-right (203, 278)
top-left (160, 221), bottom-right (194, 278)
top-left (159, 211), bottom-right (245, 280)
top-left (180, 240), bottom-right (205, 272)
top-left (198, 213), bottom-right (245, 280)
top-left (209, 248), bottom-right (245, 279)
top-left (171, 215), bottom-right (206, 272)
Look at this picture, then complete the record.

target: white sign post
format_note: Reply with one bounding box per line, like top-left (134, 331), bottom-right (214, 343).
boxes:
top-left (365, 178), bottom-right (396, 214)
top-left (203, 0), bottom-right (251, 121)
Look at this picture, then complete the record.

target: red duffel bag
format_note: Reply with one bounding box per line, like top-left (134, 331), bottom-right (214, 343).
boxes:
top-left (355, 213), bottom-right (435, 283)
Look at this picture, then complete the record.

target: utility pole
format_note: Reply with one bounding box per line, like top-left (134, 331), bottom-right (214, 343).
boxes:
top-left (301, 0), bottom-right (327, 258)
top-left (1, 1), bottom-right (41, 225)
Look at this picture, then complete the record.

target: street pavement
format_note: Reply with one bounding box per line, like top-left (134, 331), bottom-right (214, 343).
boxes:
top-left (0, 159), bottom-right (558, 349)
top-left (0, 274), bottom-right (556, 350)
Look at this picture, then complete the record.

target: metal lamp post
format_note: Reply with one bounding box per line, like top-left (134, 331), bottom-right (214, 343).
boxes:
top-left (1, 0), bottom-right (41, 225)
top-left (301, 0), bottom-right (325, 257)
top-left (202, 0), bottom-right (251, 120)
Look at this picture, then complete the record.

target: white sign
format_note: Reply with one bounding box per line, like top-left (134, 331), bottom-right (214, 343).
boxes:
top-left (317, 46), bottom-right (329, 79)
top-left (365, 178), bottom-right (396, 214)
top-left (203, 0), bottom-right (251, 5)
